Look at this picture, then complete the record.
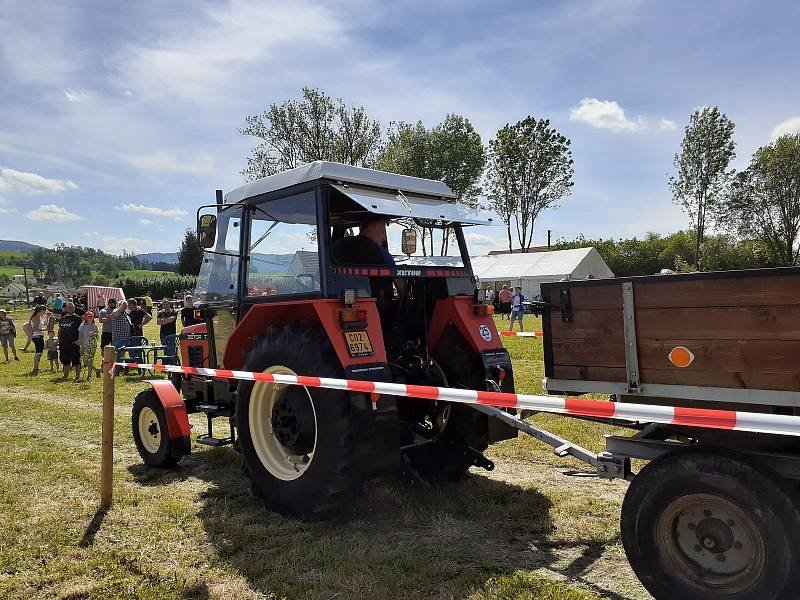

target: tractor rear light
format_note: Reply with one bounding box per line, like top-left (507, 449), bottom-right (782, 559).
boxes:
top-left (339, 308), bottom-right (368, 328)
top-left (473, 303), bottom-right (494, 316)
top-left (497, 367), bottom-right (506, 381)
top-left (342, 288), bottom-right (357, 307)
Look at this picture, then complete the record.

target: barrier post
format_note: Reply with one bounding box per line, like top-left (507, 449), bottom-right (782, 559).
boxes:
top-left (100, 345), bottom-right (116, 508)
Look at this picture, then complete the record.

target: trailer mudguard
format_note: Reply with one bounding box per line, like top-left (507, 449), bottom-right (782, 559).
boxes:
top-left (146, 379), bottom-right (192, 458)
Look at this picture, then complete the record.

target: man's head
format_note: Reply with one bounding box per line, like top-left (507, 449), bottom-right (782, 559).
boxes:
top-left (502, 284), bottom-right (508, 290)
top-left (359, 217), bottom-right (389, 247)
top-left (64, 302), bottom-right (75, 314)
top-left (56, 293), bottom-right (61, 298)
top-left (515, 286), bottom-right (522, 293)
top-left (185, 295), bottom-right (194, 307)
top-left (108, 297), bottom-right (117, 309)
top-left (128, 299), bottom-right (137, 309)
top-left (161, 299), bottom-right (171, 309)
top-left (0, 309), bottom-right (6, 319)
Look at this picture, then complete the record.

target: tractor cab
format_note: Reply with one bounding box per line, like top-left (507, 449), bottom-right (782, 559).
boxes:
top-left (142, 162), bottom-right (516, 519)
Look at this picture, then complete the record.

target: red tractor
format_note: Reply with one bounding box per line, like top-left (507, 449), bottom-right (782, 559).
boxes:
top-left (132, 161), bottom-right (516, 519)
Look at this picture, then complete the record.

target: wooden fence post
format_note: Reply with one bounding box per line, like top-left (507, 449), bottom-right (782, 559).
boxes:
top-left (100, 344), bottom-right (116, 508)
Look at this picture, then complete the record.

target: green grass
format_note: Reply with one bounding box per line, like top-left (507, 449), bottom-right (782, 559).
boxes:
top-left (0, 312), bottom-right (648, 599)
top-left (0, 264), bottom-right (23, 276)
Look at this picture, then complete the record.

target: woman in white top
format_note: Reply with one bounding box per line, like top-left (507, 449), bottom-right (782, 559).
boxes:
top-left (28, 305), bottom-right (48, 375)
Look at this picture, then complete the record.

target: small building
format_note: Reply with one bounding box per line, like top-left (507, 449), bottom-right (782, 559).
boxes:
top-left (0, 281), bottom-right (27, 299)
top-left (287, 251), bottom-right (320, 278)
top-left (471, 247), bottom-right (614, 299)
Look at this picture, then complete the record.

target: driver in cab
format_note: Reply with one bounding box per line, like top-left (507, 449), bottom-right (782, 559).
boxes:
top-left (333, 216), bottom-right (395, 267)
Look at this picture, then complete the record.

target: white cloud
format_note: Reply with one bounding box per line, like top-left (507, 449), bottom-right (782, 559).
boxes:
top-left (116, 203), bottom-right (188, 219)
top-left (770, 116), bottom-right (800, 141)
top-left (26, 204), bottom-right (82, 222)
top-left (138, 218), bottom-right (153, 226)
top-left (465, 231), bottom-right (505, 253)
top-left (658, 118), bottom-right (677, 131)
top-left (0, 197), bottom-right (17, 215)
top-left (0, 167), bottom-right (78, 196)
top-left (123, 151), bottom-right (216, 176)
top-left (83, 232), bottom-right (167, 255)
top-left (569, 98), bottom-right (646, 132)
top-left (63, 88), bottom-right (89, 103)
top-left (117, 1), bottom-right (344, 102)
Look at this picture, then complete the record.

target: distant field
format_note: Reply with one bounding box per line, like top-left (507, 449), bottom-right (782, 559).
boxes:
top-left (118, 269), bottom-right (175, 279)
top-left (0, 265), bottom-right (23, 276)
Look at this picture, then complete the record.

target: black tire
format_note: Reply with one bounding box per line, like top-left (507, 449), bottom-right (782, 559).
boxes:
top-left (236, 322), bottom-right (355, 520)
top-left (621, 448), bottom-right (800, 600)
top-left (132, 389), bottom-right (180, 468)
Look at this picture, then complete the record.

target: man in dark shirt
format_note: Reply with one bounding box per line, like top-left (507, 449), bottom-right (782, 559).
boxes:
top-left (180, 295), bottom-right (200, 327)
top-left (58, 302), bottom-right (83, 381)
top-left (157, 299), bottom-right (178, 344)
top-left (127, 298), bottom-right (152, 338)
top-left (33, 293), bottom-right (47, 306)
top-left (333, 217), bottom-right (396, 267)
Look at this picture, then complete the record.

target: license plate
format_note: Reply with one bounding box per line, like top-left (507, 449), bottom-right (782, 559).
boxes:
top-left (344, 330), bottom-right (374, 357)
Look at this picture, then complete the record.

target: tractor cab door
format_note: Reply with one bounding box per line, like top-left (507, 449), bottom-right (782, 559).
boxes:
top-left (195, 205), bottom-right (244, 368)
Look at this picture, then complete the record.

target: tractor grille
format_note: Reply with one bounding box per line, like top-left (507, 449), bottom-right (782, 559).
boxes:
top-left (187, 345), bottom-right (205, 368)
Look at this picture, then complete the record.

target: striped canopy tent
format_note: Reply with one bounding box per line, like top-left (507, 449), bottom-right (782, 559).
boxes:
top-left (81, 285), bottom-right (126, 310)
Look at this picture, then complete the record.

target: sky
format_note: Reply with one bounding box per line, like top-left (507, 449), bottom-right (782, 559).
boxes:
top-left (1, 0), bottom-right (799, 256)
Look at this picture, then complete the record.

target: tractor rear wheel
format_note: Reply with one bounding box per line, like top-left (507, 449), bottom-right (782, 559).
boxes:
top-left (132, 389), bottom-right (181, 468)
top-left (621, 448), bottom-right (800, 600)
top-left (236, 322), bottom-right (355, 520)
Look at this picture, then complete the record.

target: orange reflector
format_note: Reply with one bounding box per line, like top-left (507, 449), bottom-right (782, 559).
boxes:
top-left (669, 346), bottom-right (695, 368)
top-left (473, 303), bottom-right (494, 316)
top-left (339, 308), bottom-right (368, 324)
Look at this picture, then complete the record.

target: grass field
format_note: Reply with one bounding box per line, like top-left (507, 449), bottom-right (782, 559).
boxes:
top-left (117, 269), bottom-right (175, 279)
top-left (0, 311), bottom-right (649, 600)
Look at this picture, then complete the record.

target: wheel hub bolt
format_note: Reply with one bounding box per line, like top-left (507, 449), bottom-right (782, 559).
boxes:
top-left (717, 553), bottom-right (726, 562)
top-left (703, 537), bottom-right (715, 549)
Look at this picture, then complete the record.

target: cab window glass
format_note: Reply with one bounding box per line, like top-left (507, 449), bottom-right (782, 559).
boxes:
top-left (195, 208), bottom-right (242, 303)
top-left (247, 191), bottom-right (320, 297)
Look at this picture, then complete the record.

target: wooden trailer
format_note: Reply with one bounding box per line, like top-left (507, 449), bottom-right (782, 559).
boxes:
top-left (531, 267), bottom-right (800, 600)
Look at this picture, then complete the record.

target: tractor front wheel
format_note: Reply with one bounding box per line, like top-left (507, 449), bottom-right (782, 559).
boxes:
top-left (132, 389), bottom-right (181, 468)
top-left (237, 322), bottom-right (356, 520)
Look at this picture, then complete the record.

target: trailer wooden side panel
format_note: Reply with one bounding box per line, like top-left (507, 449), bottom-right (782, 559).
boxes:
top-left (542, 267), bottom-right (800, 393)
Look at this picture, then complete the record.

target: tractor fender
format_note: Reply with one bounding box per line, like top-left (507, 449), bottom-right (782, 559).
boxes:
top-left (145, 379), bottom-right (191, 457)
top-left (427, 296), bottom-right (503, 352)
top-left (223, 299), bottom-right (387, 371)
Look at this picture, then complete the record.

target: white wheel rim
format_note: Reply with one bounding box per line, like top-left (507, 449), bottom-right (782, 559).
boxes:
top-left (249, 365), bottom-right (317, 481)
top-left (138, 406), bottom-right (162, 454)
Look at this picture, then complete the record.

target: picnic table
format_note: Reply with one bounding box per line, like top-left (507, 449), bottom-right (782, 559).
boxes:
top-left (117, 344), bottom-right (166, 371)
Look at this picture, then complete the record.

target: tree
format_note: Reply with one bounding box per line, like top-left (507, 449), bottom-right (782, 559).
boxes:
top-left (0, 273), bottom-right (10, 289)
top-left (177, 229), bottom-right (204, 276)
top-left (669, 106), bottom-right (736, 267)
top-left (724, 134), bottom-right (800, 266)
top-left (376, 114), bottom-right (486, 254)
top-left (240, 87), bottom-right (382, 180)
top-left (487, 117), bottom-right (574, 252)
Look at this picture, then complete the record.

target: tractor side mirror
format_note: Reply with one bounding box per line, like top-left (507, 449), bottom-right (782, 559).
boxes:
top-left (198, 213), bottom-right (217, 249)
top-left (401, 228), bottom-right (417, 256)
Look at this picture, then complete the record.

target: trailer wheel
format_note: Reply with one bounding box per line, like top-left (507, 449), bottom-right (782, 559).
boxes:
top-left (132, 390), bottom-right (180, 468)
top-left (237, 322), bottom-right (355, 520)
top-left (621, 448), bottom-right (800, 600)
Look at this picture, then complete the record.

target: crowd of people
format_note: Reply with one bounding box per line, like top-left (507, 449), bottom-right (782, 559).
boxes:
top-left (0, 292), bottom-right (201, 382)
top-left (484, 284), bottom-right (527, 332)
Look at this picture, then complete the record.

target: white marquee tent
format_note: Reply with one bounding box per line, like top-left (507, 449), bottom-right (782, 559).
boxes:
top-left (471, 247), bottom-right (614, 299)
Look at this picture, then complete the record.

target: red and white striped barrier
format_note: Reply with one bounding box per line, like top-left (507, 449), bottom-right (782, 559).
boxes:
top-left (116, 362), bottom-right (800, 438)
top-left (500, 331), bottom-right (543, 337)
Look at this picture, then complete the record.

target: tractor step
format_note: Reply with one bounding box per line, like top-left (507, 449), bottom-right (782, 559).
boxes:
top-left (196, 404), bottom-right (233, 416)
top-left (196, 435), bottom-right (234, 447)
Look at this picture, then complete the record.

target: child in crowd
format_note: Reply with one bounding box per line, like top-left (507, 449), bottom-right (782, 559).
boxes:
top-left (0, 309), bottom-right (19, 362)
top-left (46, 330), bottom-right (59, 371)
top-left (78, 311), bottom-right (100, 380)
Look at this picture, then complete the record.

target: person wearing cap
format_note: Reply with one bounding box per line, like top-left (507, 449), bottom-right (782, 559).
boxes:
top-left (0, 309), bottom-right (18, 362)
top-left (78, 311), bottom-right (100, 380)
